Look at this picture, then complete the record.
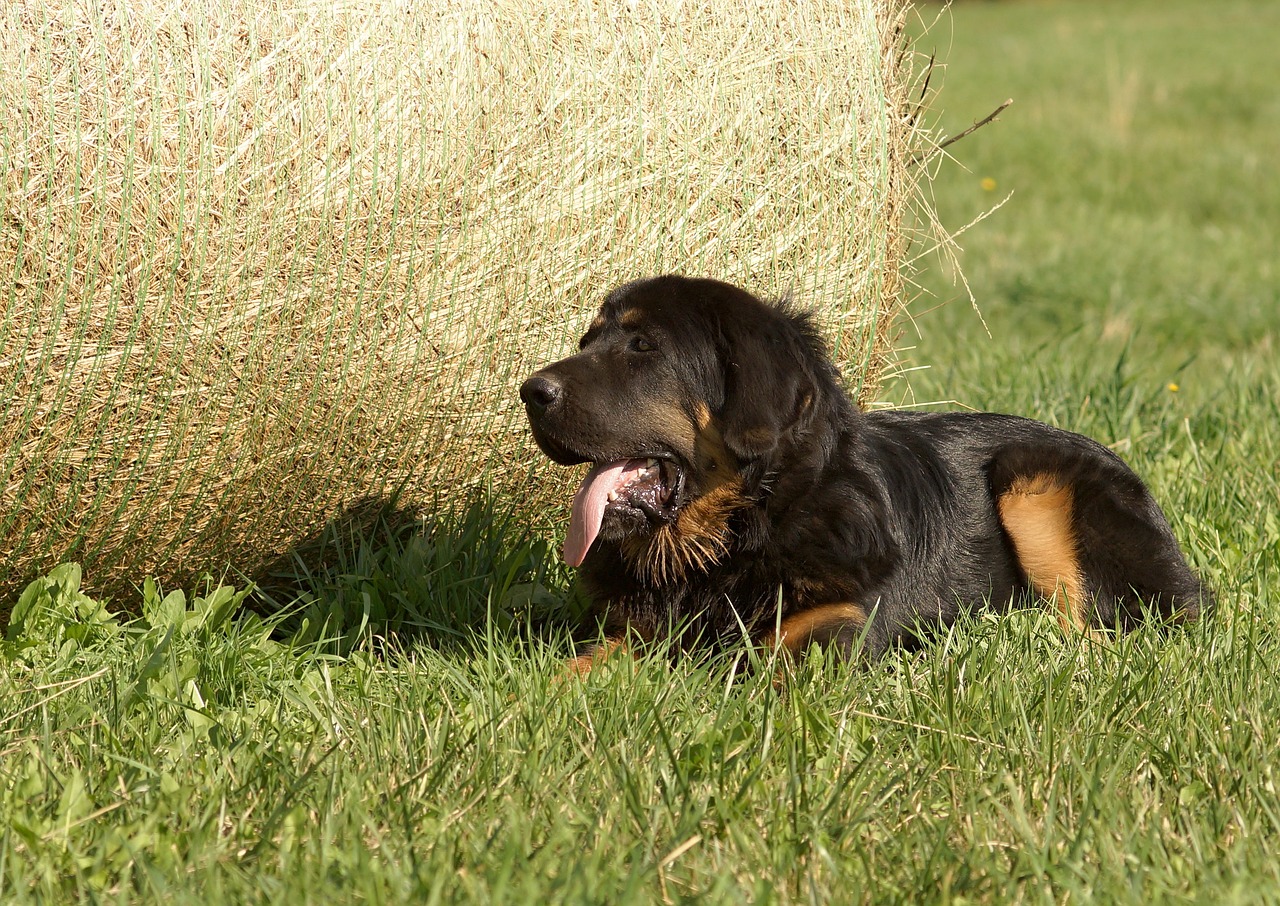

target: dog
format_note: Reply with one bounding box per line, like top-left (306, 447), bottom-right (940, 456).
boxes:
top-left (520, 275), bottom-right (1211, 671)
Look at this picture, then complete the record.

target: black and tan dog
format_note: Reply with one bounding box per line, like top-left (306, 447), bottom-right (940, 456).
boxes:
top-left (520, 275), bottom-right (1210, 671)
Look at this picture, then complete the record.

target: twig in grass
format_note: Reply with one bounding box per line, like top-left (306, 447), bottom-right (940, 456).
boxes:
top-left (0, 668), bottom-right (111, 731)
top-left (911, 98), bottom-right (1014, 165)
top-left (41, 801), bottom-right (127, 842)
top-left (660, 834), bottom-right (703, 867)
top-left (842, 706), bottom-right (1010, 752)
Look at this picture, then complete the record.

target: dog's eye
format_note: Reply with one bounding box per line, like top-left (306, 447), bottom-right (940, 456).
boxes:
top-left (629, 336), bottom-right (656, 353)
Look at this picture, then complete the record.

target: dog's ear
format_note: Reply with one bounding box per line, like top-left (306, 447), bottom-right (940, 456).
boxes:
top-left (719, 313), bottom-right (820, 462)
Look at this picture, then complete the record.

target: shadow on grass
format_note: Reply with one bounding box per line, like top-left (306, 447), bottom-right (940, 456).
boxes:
top-left (250, 492), bottom-right (586, 657)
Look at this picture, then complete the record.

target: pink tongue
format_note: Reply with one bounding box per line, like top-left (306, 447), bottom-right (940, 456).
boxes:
top-left (564, 459), bottom-right (646, 567)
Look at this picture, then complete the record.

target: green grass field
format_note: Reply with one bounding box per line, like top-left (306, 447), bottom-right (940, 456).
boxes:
top-left (3, 0), bottom-right (1279, 902)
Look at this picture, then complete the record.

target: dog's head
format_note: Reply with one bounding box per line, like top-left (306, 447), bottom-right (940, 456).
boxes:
top-left (520, 275), bottom-right (841, 577)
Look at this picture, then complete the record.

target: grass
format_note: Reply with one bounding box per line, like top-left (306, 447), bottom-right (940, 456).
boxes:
top-left (3, 0), bottom-right (1279, 902)
top-left (903, 0), bottom-right (1279, 381)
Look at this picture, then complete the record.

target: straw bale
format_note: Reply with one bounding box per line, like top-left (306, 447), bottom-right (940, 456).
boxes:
top-left (0, 0), bottom-right (930, 604)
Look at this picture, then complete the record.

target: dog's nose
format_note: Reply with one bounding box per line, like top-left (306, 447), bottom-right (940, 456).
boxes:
top-left (520, 374), bottom-right (562, 415)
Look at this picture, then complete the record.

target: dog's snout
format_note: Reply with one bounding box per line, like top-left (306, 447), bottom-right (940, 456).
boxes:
top-left (520, 374), bottom-right (563, 415)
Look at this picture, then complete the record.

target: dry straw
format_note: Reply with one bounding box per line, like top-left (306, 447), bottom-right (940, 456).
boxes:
top-left (0, 0), bottom-right (933, 604)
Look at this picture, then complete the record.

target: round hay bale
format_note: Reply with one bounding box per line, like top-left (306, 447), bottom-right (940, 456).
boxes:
top-left (0, 0), bottom-right (929, 605)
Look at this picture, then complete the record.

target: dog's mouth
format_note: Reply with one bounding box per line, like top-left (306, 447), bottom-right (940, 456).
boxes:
top-left (565, 457), bottom-right (684, 566)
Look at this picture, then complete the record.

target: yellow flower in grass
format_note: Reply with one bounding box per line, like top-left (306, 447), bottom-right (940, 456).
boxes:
top-left (1167, 383), bottom-right (1180, 392)
top-left (980, 177), bottom-right (997, 191)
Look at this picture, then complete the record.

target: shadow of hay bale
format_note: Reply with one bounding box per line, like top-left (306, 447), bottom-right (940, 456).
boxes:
top-left (248, 493), bottom-right (581, 657)
top-left (250, 494), bottom-right (425, 609)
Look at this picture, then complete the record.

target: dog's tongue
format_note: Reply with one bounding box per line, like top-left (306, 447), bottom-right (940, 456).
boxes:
top-left (565, 459), bottom-right (646, 567)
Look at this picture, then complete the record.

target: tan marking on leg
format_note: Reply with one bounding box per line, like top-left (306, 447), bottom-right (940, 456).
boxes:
top-left (761, 603), bottom-right (868, 656)
top-left (997, 474), bottom-right (1089, 633)
top-left (563, 636), bottom-right (627, 678)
